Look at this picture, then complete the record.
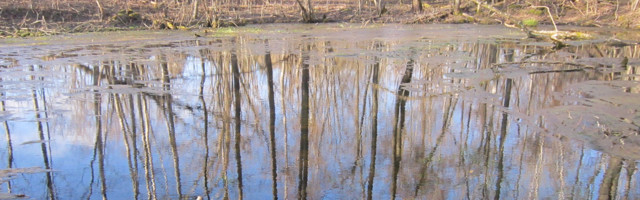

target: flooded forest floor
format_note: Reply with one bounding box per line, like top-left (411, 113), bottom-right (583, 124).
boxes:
top-left (1, 0), bottom-right (640, 37)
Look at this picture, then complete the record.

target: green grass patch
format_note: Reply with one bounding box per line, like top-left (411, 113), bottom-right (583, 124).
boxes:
top-left (209, 26), bottom-right (265, 36)
top-left (507, 4), bottom-right (524, 10)
top-left (522, 19), bottom-right (539, 27)
top-left (571, 32), bottom-right (593, 40)
top-left (527, 8), bottom-right (544, 15)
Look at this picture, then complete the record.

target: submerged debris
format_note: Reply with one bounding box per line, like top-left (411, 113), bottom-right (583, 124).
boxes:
top-left (0, 167), bottom-right (53, 199)
top-left (0, 167), bottom-right (53, 184)
top-left (543, 81), bottom-right (640, 160)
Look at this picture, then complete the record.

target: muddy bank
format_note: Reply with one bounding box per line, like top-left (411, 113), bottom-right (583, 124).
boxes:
top-left (1, 0), bottom-right (640, 37)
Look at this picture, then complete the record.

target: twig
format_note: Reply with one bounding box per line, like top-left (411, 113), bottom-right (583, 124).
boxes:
top-left (229, 20), bottom-right (239, 27)
top-left (566, 1), bottom-right (586, 16)
top-left (530, 6), bottom-right (557, 32)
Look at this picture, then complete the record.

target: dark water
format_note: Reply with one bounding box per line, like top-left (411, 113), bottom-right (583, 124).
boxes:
top-left (1, 24), bottom-right (639, 199)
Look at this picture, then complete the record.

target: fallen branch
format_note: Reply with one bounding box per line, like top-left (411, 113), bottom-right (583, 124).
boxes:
top-left (406, 8), bottom-right (452, 23)
top-left (528, 68), bottom-right (584, 74)
top-left (493, 60), bottom-right (596, 74)
top-left (493, 60), bottom-right (595, 69)
top-left (470, 0), bottom-right (593, 45)
top-left (530, 6), bottom-right (557, 32)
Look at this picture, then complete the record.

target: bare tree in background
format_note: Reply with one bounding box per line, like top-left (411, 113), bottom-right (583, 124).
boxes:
top-left (96, 0), bottom-right (104, 21)
top-left (412, 0), bottom-right (423, 13)
top-left (295, 0), bottom-right (315, 22)
top-left (373, 0), bottom-right (386, 16)
top-left (192, 0), bottom-right (200, 20)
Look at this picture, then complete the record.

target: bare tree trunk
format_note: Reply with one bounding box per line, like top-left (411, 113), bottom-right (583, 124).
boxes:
top-left (295, 0), bottom-right (315, 22)
top-left (454, 0), bottom-right (461, 15)
top-left (192, 0), bottom-right (199, 20)
top-left (205, 0), bottom-right (220, 28)
top-left (96, 0), bottom-right (104, 21)
top-left (377, 0), bottom-right (386, 16)
top-left (412, 0), bottom-right (422, 13)
top-left (305, 0), bottom-right (314, 21)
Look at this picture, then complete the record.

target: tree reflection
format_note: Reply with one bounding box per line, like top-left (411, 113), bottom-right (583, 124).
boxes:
top-left (391, 50), bottom-right (415, 199)
top-left (160, 56), bottom-right (183, 199)
top-left (199, 50), bottom-right (211, 200)
top-left (265, 40), bottom-right (279, 200)
top-left (1, 77), bottom-right (13, 193)
top-left (598, 156), bottom-right (623, 200)
top-left (110, 76), bottom-right (139, 199)
top-left (87, 64), bottom-right (105, 200)
top-left (366, 42), bottom-right (381, 200)
top-left (1, 31), bottom-right (640, 200)
top-left (140, 94), bottom-right (158, 200)
top-left (494, 78), bottom-right (512, 200)
top-left (28, 66), bottom-right (56, 200)
top-left (231, 43), bottom-right (245, 200)
top-left (298, 44), bottom-right (311, 200)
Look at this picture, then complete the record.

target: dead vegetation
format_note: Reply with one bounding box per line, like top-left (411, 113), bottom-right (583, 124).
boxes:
top-left (0, 0), bottom-right (639, 37)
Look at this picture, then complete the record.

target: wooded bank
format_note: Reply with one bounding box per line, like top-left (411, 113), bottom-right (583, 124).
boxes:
top-left (1, 0), bottom-right (639, 37)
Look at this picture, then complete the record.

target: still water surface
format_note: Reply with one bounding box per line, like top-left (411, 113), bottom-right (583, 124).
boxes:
top-left (1, 24), bottom-right (639, 199)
